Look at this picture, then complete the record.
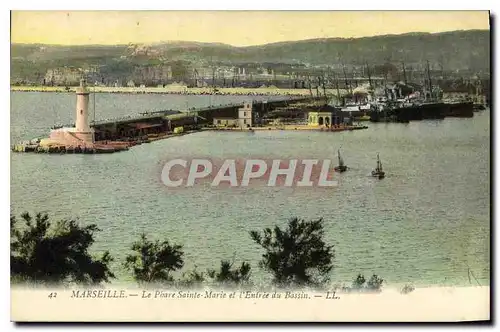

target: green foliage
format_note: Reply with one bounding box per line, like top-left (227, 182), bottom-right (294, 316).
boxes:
top-left (352, 274), bottom-right (366, 289)
top-left (124, 233), bottom-right (184, 285)
top-left (344, 274), bottom-right (384, 293)
top-left (10, 212), bottom-right (115, 285)
top-left (180, 260), bottom-right (251, 288)
top-left (250, 217), bottom-right (334, 286)
top-left (11, 211), bottom-right (392, 291)
top-left (179, 266), bottom-right (206, 288)
top-left (366, 274), bottom-right (384, 290)
top-left (400, 284), bottom-right (415, 294)
top-left (207, 260), bottom-right (251, 285)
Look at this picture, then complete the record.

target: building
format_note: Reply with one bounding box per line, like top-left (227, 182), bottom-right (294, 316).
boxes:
top-left (307, 105), bottom-right (345, 127)
top-left (44, 67), bottom-right (82, 86)
top-left (213, 118), bottom-right (239, 127)
top-left (41, 79), bottom-right (95, 148)
top-left (212, 101), bottom-right (255, 128)
top-left (238, 102), bottom-right (253, 128)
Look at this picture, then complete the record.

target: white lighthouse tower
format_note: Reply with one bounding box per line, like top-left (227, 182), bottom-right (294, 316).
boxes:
top-left (43, 78), bottom-right (95, 148)
top-left (74, 79), bottom-right (94, 143)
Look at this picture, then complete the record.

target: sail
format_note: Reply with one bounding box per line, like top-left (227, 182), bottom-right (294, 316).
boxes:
top-left (376, 154), bottom-right (382, 172)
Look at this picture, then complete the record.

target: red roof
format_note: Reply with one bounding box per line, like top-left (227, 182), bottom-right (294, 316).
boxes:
top-left (128, 123), bottom-right (163, 130)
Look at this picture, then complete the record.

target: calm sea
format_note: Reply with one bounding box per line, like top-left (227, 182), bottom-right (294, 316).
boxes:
top-left (10, 92), bottom-right (490, 287)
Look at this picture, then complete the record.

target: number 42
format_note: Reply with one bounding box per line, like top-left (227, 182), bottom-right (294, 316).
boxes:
top-left (48, 292), bottom-right (57, 299)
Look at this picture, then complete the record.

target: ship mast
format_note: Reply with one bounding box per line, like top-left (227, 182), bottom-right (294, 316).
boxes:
top-left (307, 74), bottom-right (313, 97)
top-left (426, 60), bottom-right (433, 100)
top-left (342, 63), bottom-right (351, 96)
top-left (402, 62), bottom-right (407, 85)
top-left (377, 153), bottom-right (382, 171)
top-left (93, 82), bottom-right (96, 125)
top-left (334, 71), bottom-right (341, 106)
top-left (316, 76), bottom-right (320, 97)
top-left (322, 73), bottom-right (327, 102)
top-left (366, 62), bottom-right (372, 89)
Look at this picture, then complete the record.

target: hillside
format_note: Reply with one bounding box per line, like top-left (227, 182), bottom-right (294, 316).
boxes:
top-left (10, 29), bottom-right (490, 83)
top-left (242, 30), bottom-right (490, 69)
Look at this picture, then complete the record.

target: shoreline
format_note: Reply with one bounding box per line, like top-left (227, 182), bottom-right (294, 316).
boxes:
top-left (10, 85), bottom-right (345, 97)
top-left (12, 125), bottom-right (369, 154)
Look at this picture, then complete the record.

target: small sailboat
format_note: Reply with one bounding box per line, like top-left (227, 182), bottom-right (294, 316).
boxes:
top-left (334, 149), bottom-right (348, 172)
top-left (372, 153), bottom-right (385, 179)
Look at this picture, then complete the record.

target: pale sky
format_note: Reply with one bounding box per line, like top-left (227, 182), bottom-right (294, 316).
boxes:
top-left (11, 11), bottom-right (490, 47)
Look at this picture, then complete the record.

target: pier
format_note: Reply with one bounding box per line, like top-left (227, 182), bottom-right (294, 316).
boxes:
top-left (89, 96), bottom-right (320, 142)
top-left (12, 76), bottom-right (483, 156)
top-left (11, 82), bottom-right (334, 154)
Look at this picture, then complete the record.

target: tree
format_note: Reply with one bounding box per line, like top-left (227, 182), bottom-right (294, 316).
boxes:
top-left (180, 267), bottom-right (206, 287)
top-left (352, 274), bottom-right (366, 289)
top-left (366, 275), bottom-right (384, 291)
top-left (207, 260), bottom-right (251, 285)
top-left (345, 274), bottom-right (384, 292)
top-left (250, 217), bottom-right (334, 287)
top-left (181, 260), bottom-right (251, 288)
top-left (10, 212), bottom-right (114, 285)
top-left (124, 234), bottom-right (184, 285)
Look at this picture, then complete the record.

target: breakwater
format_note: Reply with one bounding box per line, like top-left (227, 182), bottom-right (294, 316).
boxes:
top-left (12, 97), bottom-right (327, 154)
top-left (10, 85), bottom-right (347, 97)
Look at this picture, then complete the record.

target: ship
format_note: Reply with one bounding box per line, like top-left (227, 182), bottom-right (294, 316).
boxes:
top-left (371, 153), bottom-right (385, 179)
top-left (444, 100), bottom-right (474, 118)
top-left (334, 149), bottom-right (348, 172)
top-left (392, 101), bottom-right (447, 122)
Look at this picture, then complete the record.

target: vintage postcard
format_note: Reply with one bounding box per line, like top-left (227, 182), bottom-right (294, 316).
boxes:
top-left (10, 10), bottom-right (490, 322)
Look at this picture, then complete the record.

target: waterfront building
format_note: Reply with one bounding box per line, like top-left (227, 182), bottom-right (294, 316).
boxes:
top-left (307, 104), bottom-right (346, 127)
top-left (213, 118), bottom-right (239, 127)
top-left (308, 111), bottom-right (336, 126)
top-left (238, 102), bottom-right (253, 128)
top-left (44, 67), bottom-right (82, 86)
top-left (212, 101), bottom-right (255, 128)
top-left (307, 107), bottom-right (348, 127)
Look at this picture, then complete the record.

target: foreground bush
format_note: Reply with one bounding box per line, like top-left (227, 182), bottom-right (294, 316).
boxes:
top-left (124, 233), bottom-right (184, 285)
top-left (250, 217), bottom-right (334, 287)
top-left (181, 260), bottom-right (252, 288)
top-left (10, 212), bottom-right (114, 285)
top-left (342, 274), bottom-right (384, 293)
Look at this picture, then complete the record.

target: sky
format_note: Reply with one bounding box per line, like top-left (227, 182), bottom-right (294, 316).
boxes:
top-left (11, 11), bottom-right (490, 47)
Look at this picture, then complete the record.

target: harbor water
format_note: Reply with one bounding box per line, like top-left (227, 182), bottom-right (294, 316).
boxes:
top-left (10, 92), bottom-right (490, 287)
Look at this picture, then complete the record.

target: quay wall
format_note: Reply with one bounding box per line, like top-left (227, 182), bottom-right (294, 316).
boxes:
top-left (92, 97), bottom-right (320, 141)
top-left (11, 85), bottom-right (348, 97)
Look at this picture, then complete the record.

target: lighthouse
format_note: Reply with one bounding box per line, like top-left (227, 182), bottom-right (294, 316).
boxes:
top-left (74, 79), bottom-right (94, 143)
